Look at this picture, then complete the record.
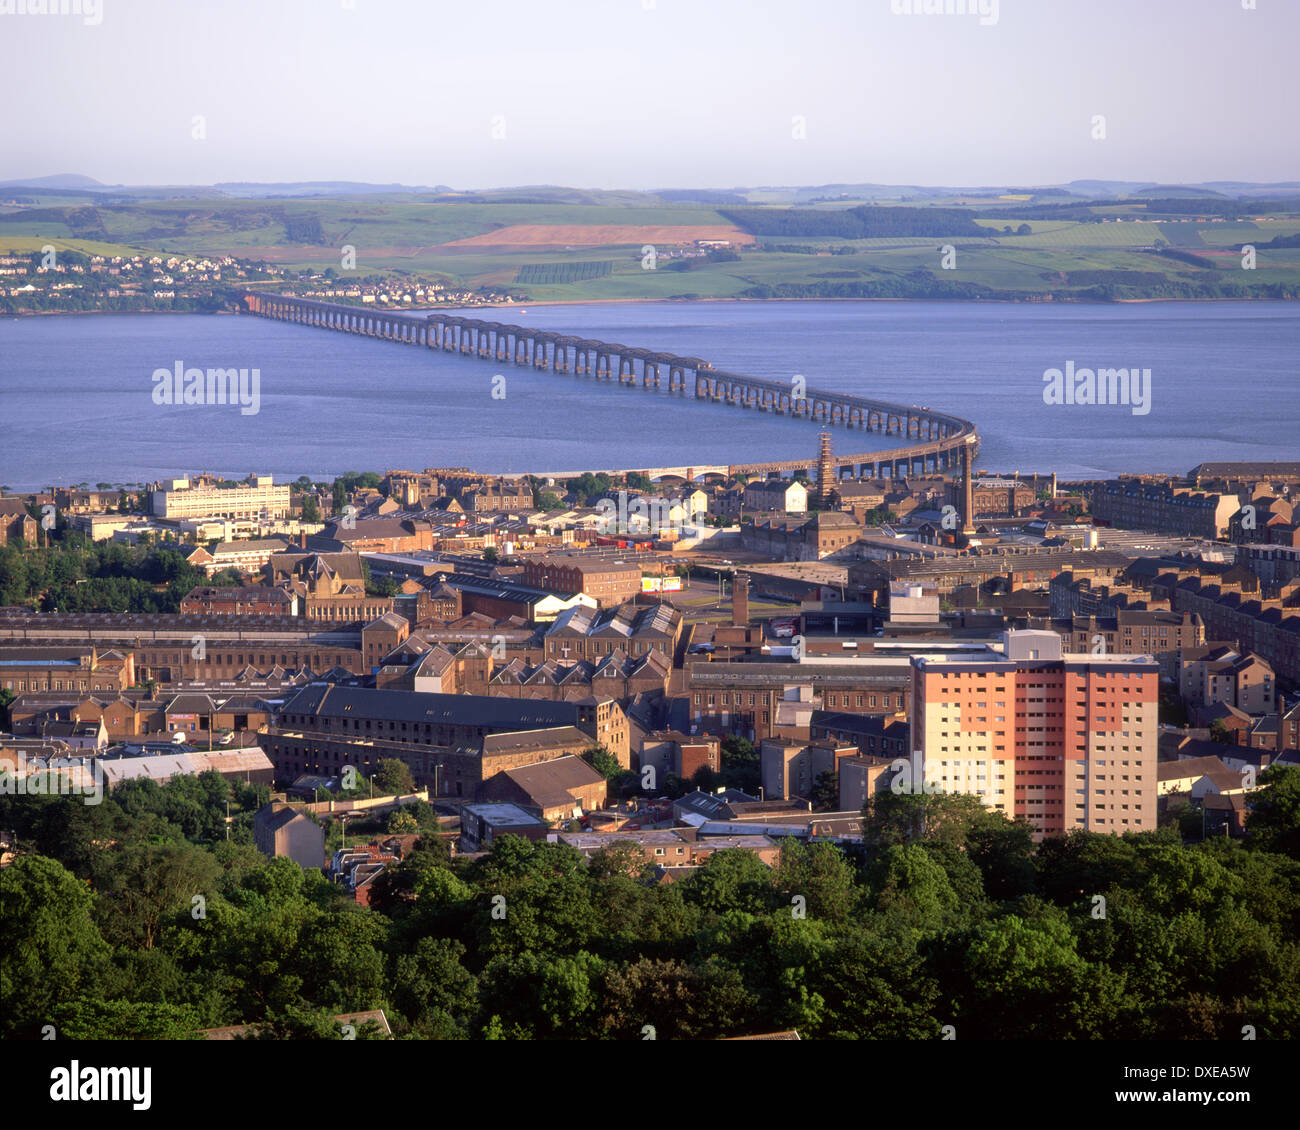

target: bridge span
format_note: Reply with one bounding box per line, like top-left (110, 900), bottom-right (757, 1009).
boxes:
top-left (239, 292), bottom-right (980, 482)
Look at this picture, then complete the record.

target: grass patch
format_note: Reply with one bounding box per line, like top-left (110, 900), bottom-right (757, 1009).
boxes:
top-left (515, 260), bottom-right (615, 285)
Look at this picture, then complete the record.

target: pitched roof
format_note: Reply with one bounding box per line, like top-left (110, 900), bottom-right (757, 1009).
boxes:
top-left (481, 726), bottom-right (593, 755)
top-left (1157, 755), bottom-right (1231, 782)
top-left (499, 754), bottom-right (605, 808)
top-left (279, 683), bottom-right (591, 732)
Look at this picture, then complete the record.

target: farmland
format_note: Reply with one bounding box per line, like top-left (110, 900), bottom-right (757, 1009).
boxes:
top-left (2, 189), bottom-right (1298, 305)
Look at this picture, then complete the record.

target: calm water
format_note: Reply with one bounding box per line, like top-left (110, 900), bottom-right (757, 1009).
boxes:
top-left (1, 301), bottom-right (1297, 490)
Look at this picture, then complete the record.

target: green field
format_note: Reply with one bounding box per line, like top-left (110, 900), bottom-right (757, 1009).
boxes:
top-left (515, 260), bottom-right (614, 285)
top-left (2, 192), bottom-right (1298, 303)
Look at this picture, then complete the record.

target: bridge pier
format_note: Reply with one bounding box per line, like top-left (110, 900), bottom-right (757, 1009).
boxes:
top-left (239, 291), bottom-right (978, 485)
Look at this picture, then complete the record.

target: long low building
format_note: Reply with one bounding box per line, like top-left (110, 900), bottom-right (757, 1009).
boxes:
top-left (0, 610), bottom-right (363, 685)
top-left (265, 683), bottom-right (630, 795)
top-left (849, 549), bottom-right (1135, 600)
top-left (1091, 480), bottom-right (1238, 539)
top-left (97, 745), bottom-right (275, 787)
top-left (8, 689), bottom-right (275, 741)
top-left (683, 657), bottom-right (913, 741)
top-left (0, 645), bottom-right (134, 695)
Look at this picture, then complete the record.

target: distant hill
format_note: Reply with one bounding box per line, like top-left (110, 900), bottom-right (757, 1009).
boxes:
top-left (0, 173), bottom-right (105, 189)
top-left (3, 175), bottom-right (1298, 204)
top-left (1199, 181), bottom-right (1300, 198)
top-left (214, 181), bottom-right (452, 197)
top-left (1128, 184), bottom-right (1229, 199)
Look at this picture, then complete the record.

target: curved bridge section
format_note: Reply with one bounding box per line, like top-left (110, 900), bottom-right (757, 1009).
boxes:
top-left (239, 292), bottom-right (979, 480)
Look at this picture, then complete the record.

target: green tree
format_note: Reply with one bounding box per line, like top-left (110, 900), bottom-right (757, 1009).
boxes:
top-left (968, 816), bottom-right (1038, 900)
top-left (1035, 829), bottom-right (1142, 905)
top-left (863, 789), bottom-right (995, 850)
top-left (682, 849), bottom-right (777, 916)
top-left (816, 923), bottom-right (941, 1039)
top-left (1240, 765), bottom-right (1300, 857)
top-left (774, 839), bottom-right (858, 922)
top-left (0, 855), bottom-right (111, 1035)
top-left (95, 840), bottom-right (223, 949)
top-left (389, 937), bottom-right (479, 1037)
top-left (582, 745), bottom-right (622, 782)
top-left (719, 736), bottom-right (760, 795)
top-left (373, 759), bottom-right (417, 797)
top-left (588, 842), bottom-right (650, 880)
top-left (49, 999), bottom-right (204, 1040)
top-left (810, 770), bottom-right (839, 811)
top-left (953, 909), bottom-right (1126, 1039)
top-left (294, 908), bottom-right (387, 1012)
top-left (872, 843), bottom-right (964, 929)
top-left (599, 956), bottom-right (753, 1039)
top-left (386, 808), bottom-right (419, 834)
top-left (478, 950), bottom-right (604, 1038)
top-left (252, 1003), bottom-right (388, 1040)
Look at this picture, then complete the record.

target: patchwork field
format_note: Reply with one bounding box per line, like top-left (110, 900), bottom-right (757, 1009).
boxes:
top-left (2, 191), bottom-right (1297, 303)
top-left (440, 224), bottom-right (754, 249)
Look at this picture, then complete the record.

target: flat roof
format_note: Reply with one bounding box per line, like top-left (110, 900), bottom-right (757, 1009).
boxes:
top-left (462, 803), bottom-right (546, 826)
top-left (914, 651), bottom-right (1159, 669)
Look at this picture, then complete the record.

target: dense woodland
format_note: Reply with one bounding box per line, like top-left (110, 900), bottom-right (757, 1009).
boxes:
top-left (0, 539), bottom-right (243, 614)
top-left (3, 766), bottom-right (1299, 1040)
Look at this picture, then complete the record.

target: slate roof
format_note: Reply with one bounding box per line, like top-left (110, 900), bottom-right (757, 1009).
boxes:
top-left (278, 683), bottom-right (596, 731)
top-left (498, 754), bottom-right (605, 809)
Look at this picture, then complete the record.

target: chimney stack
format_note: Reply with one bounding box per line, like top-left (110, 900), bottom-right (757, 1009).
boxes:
top-left (961, 440), bottom-right (977, 536)
top-left (732, 574), bottom-right (750, 627)
top-left (816, 432), bottom-right (834, 507)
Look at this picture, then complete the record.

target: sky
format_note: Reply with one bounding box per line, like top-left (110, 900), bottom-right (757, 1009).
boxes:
top-left (3, 0), bottom-right (1298, 190)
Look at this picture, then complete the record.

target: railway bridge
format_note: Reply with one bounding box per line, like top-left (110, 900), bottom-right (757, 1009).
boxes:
top-left (239, 291), bottom-right (980, 481)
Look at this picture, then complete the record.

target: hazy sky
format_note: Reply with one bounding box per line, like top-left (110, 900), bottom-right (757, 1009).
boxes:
top-left (5, 0), bottom-right (1297, 189)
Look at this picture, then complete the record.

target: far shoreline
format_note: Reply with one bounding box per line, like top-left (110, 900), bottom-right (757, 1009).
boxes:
top-left (4, 293), bottom-right (1299, 320)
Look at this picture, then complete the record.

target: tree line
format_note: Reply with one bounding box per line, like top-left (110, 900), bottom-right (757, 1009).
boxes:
top-left (3, 765), bottom-right (1299, 1040)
